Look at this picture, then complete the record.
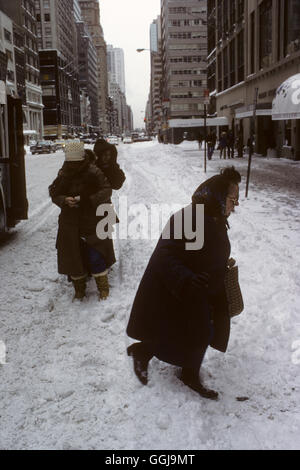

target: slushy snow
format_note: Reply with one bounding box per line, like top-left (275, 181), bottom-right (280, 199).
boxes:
top-left (0, 140), bottom-right (299, 450)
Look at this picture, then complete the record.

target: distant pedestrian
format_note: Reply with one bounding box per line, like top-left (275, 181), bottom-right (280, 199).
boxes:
top-left (127, 167), bottom-right (241, 400)
top-left (49, 142), bottom-right (114, 301)
top-left (198, 133), bottom-right (204, 150)
top-left (237, 133), bottom-right (244, 158)
top-left (207, 131), bottom-right (217, 160)
top-left (219, 132), bottom-right (228, 159)
top-left (227, 130), bottom-right (235, 159)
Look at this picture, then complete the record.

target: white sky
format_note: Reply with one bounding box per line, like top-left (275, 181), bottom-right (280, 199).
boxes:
top-left (100, 0), bottom-right (161, 129)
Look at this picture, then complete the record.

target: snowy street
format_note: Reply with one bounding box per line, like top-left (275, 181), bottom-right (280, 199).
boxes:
top-left (0, 140), bottom-right (300, 450)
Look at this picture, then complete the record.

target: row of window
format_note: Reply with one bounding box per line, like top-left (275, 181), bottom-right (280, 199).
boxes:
top-left (168, 7), bottom-right (206, 15)
top-left (171, 80), bottom-right (203, 87)
top-left (171, 103), bottom-right (203, 112)
top-left (36, 13), bottom-right (51, 22)
top-left (169, 32), bottom-right (206, 40)
top-left (169, 44), bottom-right (207, 51)
top-left (170, 56), bottom-right (206, 63)
top-left (171, 91), bottom-right (204, 99)
top-left (169, 19), bottom-right (207, 27)
top-left (171, 69), bottom-right (205, 76)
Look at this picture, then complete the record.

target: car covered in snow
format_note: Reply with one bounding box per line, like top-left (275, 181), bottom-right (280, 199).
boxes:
top-left (30, 140), bottom-right (54, 154)
top-left (123, 136), bottom-right (133, 144)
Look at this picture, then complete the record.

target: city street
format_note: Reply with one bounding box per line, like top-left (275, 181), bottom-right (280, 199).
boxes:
top-left (0, 140), bottom-right (300, 449)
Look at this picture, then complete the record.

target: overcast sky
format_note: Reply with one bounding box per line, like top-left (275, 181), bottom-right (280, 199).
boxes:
top-left (100, 0), bottom-right (161, 129)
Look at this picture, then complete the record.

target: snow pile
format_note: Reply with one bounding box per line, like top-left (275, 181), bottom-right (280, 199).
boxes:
top-left (0, 142), bottom-right (299, 449)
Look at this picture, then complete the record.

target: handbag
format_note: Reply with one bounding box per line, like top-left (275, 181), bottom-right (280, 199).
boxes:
top-left (224, 259), bottom-right (244, 318)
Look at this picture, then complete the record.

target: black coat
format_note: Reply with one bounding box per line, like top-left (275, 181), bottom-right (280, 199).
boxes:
top-left (49, 161), bottom-right (116, 277)
top-left (126, 204), bottom-right (231, 368)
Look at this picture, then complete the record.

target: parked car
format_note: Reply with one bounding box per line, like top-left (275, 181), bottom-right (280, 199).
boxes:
top-left (123, 136), bottom-right (133, 144)
top-left (107, 135), bottom-right (119, 146)
top-left (30, 141), bottom-right (54, 154)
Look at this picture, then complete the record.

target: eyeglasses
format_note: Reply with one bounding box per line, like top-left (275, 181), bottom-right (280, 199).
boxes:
top-left (227, 197), bottom-right (239, 205)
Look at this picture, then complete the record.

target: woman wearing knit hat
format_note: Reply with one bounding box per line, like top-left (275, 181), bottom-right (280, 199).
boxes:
top-left (126, 167), bottom-right (241, 400)
top-left (49, 141), bottom-right (115, 301)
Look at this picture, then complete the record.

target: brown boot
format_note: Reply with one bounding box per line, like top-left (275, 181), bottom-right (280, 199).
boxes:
top-left (71, 275), bottom-right (87, 300)
top-left (93, 271), bottom-right (109, 300)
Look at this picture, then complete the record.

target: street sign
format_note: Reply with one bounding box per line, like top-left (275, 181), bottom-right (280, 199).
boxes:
top-left (204, 89), bottom-right (210, 105)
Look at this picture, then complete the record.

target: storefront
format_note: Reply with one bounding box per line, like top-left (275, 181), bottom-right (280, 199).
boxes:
top-left (272, 73), bottom-right (300, 160)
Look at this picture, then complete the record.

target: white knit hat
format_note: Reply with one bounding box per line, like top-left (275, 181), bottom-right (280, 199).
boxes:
top-left (64, 141), bottom-right (85, 162)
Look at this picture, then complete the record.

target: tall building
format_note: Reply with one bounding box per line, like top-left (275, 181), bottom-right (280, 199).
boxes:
top-left (107, 45), bottom-right (125, 94)
top-left (0, 0), bottom-right (44, 141)
top-left (160, 0), bottom-right (208, 143)
top-left (35, 0), bottom-right (81, 138)
top-left (148, 17), bottom-right (163, 135)
top-left (78, 0), bottom-right (109, 134)
top-left (213, 0), bottom-right (300, 159)
top-left (76, 21), bottom-right (99, 131)
top-left (107, 44), bottom-right (130, 134)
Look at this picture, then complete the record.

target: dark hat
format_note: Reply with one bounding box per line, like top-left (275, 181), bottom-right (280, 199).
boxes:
top-left (192, 166), bottom-right (241, 218)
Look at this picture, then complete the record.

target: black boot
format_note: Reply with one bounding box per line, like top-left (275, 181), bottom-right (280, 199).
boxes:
top-left (127, 343), bottom-right (152, 386)
top-left (180, 368), bottom-right (219, 400)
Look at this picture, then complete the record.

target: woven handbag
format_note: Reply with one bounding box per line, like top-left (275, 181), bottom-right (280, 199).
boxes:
top-left (224, 262), bottom-right (244, 318)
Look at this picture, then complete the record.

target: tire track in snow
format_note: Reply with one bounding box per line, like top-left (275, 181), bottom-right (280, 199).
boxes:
top-left (22, 200), bottom-right (58, 237)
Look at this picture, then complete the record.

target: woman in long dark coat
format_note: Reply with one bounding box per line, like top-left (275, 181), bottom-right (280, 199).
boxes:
top-left (126, 167), bottom-right (241, 400)
top-left (49, 142), bottom-right (114, 300)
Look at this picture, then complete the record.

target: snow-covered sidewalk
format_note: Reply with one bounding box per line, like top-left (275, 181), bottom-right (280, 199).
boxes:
top-left (0, 141), bottom-right (299, 450)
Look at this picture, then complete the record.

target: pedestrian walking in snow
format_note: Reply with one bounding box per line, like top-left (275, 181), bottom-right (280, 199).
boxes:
top-left (219, 132), bottom-right (228, 159)
top-left (49, 142), bottom-right (115, 301)
top-left (227, 130), bottom-right (235, 159)
top-left (207, 132), bottom-right (215, 160)
top-left (126, 167), bottom-right (241, 400)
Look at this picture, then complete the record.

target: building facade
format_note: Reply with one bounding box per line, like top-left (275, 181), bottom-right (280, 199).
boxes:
top-left (0, 12), bottom-right (17, 96)
top-left (214, 0), bottom-right (300, 159)
top-left (76, 20), bottom-right (99, 131)
top-left (160, 0), bottom-right (208, 142)
top-left (35, 0), bottom-right (81, 138)
top-left (107, 45), bottom-right (125, 94)
top-left (107, 44), bottom-right (131, 134)
top-left (0, 0), bottom-right (43, 141)
top-left (79, 0), bottom-right (109, 134)
top-left (148, 17), bottom-right (163, 136)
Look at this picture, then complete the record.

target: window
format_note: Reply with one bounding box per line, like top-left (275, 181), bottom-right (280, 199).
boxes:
top-left (259, 0), bottom-right (272, 69)
top-left (229, 40), bottom-right (235, 86)
top-left (250, 12), bottom-right (255, 73)
top-left (237, 31), bottom-right (244, 82)
top-left (284, 0), bottom-right (300, 55)
top-left (6, 69), bottom-right (14, 82)
top-left (217, 53), bottom-right (222, 91)
top-left (44, 13), bottom-right (50, 21)
top-left (223, 46), bottom-right (228, 89)
top-left (5, 49), bottom-right (13, 62)
top-left (4, 28), bottom-right (12, 43)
